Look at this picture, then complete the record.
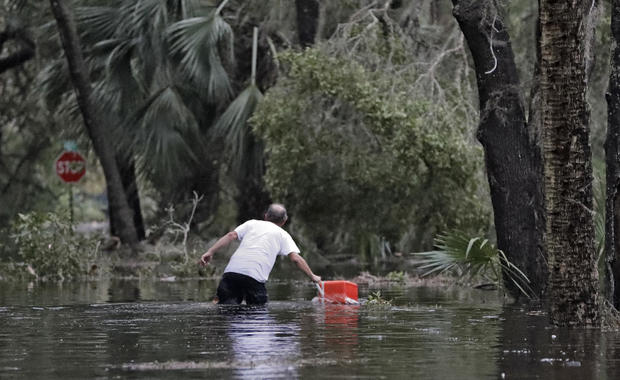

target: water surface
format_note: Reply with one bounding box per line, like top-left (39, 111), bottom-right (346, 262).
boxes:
top-left (1, 279), bottom-right (619, 379)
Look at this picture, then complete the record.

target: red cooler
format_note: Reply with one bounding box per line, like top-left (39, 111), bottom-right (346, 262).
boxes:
top-left (320, 281), bottom-right (358, 304)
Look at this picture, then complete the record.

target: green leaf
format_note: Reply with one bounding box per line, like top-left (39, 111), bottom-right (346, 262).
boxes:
top-left (411, 230), bottom-right (534, 298)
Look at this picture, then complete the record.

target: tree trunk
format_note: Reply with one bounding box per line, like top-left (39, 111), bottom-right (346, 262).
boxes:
top-left (49, 0), bottom-right (139, 246)
top-left (235, 136), bottom-right (270, 224)
top-left (540, 0), bottom-right (599, 326)
top-left (295, 0), bottom-right (319, 48)
top-left (110, 157), bottom-right (145, 241)
top-left (235, 176), bottom-right (270, 224)
top-left (451, 0), bottom-right (546, 299)
top-left (605, 0), bottom-right (620, 309)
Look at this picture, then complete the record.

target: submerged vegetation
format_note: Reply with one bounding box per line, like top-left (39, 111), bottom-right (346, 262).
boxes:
top-left (7, 212), bottom-right (100, 281)
top-left (365, 290), bottom-right (393, 306)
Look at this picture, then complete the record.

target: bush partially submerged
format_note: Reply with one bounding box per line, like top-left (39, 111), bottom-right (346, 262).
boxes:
top-left (9, 212), bottom-right (99, 281)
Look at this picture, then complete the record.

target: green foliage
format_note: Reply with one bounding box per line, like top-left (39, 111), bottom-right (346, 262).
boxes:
top-left (212, 84), bottom-right (264, 179)
top-left (252, 47), bottom-right (489, 256)
top-left (10, 212), bottom-right (97, 280)
top-left (386, 271), bottom-right (406, 283)
top-left (412, 231), bottom-right (533, 298)
top-left (40, 0), bottom-right (237, 196)
top-left (366, 290), bottom-right (392, 306)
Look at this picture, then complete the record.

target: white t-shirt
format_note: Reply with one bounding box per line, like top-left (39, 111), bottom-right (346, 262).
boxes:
top-left (224, 219), bottom-right (300, 283)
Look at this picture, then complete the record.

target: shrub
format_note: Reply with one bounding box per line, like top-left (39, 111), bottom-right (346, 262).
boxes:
top-left (10, 212), bottom-right (97, 280)
top-left (252, 49), bottom-right (489, 257)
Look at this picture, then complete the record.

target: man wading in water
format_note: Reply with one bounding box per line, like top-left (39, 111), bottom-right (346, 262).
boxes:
top-left (199, 203), bottom-right (321, 305)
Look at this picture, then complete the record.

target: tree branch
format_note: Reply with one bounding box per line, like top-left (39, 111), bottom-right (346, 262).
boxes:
top-left (0, 25), bottom-right (35, 74)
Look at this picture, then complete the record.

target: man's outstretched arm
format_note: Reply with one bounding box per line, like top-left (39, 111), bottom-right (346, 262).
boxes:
top-left (199, 231), bottom-right (238, 266)
top-left (289, 252), bottom-right (321, 283)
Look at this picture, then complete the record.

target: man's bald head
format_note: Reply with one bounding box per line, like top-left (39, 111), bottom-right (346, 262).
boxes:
top-left (265, 203), bottom-right (288, 225)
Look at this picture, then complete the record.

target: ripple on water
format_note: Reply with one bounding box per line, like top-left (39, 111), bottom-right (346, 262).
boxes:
top-left (2, 282), bottom-right (619, 379)
top-left (118, 356), bottom-right (367, 372)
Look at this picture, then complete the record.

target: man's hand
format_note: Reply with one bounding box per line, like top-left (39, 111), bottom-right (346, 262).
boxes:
top-left (198, 231), bottom-right (238, 267)
top-left (199, 250), bottom-right (214, 266)
top-left (311, 274), bottom-right (322, 283)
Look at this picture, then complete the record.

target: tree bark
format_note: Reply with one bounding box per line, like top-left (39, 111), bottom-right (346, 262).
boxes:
top-left (49, 0), bottom-right (139, 246)
top-left (110, 157), bottom-right (145, 241)
top-left (235, 135), bottom-right (270, 224)
top-left (295, 0), bottom-right (319, 48)
top-left (605, 0), bottom-right (620, 309)
top-left (235, 175), bottom-right (270, 224)
top-left (540, 0), bottom-right (599, 326)
top-left (451, 0), bottom-right (546, 299)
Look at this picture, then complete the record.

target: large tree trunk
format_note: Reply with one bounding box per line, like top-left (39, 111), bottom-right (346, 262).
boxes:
top-left (110, 157), bottom-right (145, 241)
top-left (605, 0), bottom-right (620, 309)
top-left (49, 0), bottom-right (139, 246)
top-left (451, 0), bottom-right (546, 299)
top-left (235, 136), bottom-right (270, 224)
top-left (235, 174), bottom-right (270, 224)
top-left (295, 0), bottom-right (319, 48)
top-left (540, 0), bottom-right (599, 326)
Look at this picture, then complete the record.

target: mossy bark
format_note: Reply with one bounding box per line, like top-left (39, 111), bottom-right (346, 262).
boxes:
top-left (452, 0), bottom-right (546, 299)
top-left (540, 0), bottom-right (599, 326)
top-left (605, 0), bottom-right (620, 309)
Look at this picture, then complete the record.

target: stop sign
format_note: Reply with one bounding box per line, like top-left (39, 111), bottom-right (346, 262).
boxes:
top-left (55, 151), bottom-right (86, 183)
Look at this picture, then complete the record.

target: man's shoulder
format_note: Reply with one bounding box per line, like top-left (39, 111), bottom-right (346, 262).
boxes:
top-left (240, 219), bottom-right (280, 231)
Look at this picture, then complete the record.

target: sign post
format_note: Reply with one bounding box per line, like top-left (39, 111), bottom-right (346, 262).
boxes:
top-left (55, 147), bottom-right (86, 227)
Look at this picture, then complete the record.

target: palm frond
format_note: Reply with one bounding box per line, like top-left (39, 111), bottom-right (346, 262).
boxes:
top-left (212, 84), bottom-right (263, 177)
top-left (495, 250), bottom-right (533, 298)
top-left (128, 86), bottom-right (203, 183)
top-left (38, 58), bottom-right (71, 110)
top-left (411, 230), bottom-right (533, 298)
top-left (414, 250), bottom-right (460, 276)
top-left (76, 6), bottom-right (123, 44)
top-left (167, 12), bottom-right (234, 101)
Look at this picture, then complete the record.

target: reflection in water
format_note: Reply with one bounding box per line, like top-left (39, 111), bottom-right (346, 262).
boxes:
top-left (321, 304), bottom-right (359, 358)
top-left (221, 306), bottom-right (300, 379)
top-left (497, 305), bottom-right (620, 380)
top-left (107, 280), bottom-right (141, 302)
top-left (1, 280), bottom-right (620, 379)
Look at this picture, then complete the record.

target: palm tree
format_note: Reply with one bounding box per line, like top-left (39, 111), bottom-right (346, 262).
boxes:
top-left (42, 0), bottom-right (239, 231)
top-left (48, 0), bottom-right (139, 246)
top-left (212, 27), bottom-right (268, 223)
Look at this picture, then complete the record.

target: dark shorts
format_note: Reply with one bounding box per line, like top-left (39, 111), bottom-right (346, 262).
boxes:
top-left (216, 272), bottom-right (268, 305)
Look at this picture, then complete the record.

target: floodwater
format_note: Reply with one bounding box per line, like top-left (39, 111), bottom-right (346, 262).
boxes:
top-left (1, 279), bottom-right (619, 379)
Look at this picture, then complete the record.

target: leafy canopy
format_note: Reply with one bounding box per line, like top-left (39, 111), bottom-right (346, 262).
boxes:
top-left (252, 48), bottom-right (489, 255)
